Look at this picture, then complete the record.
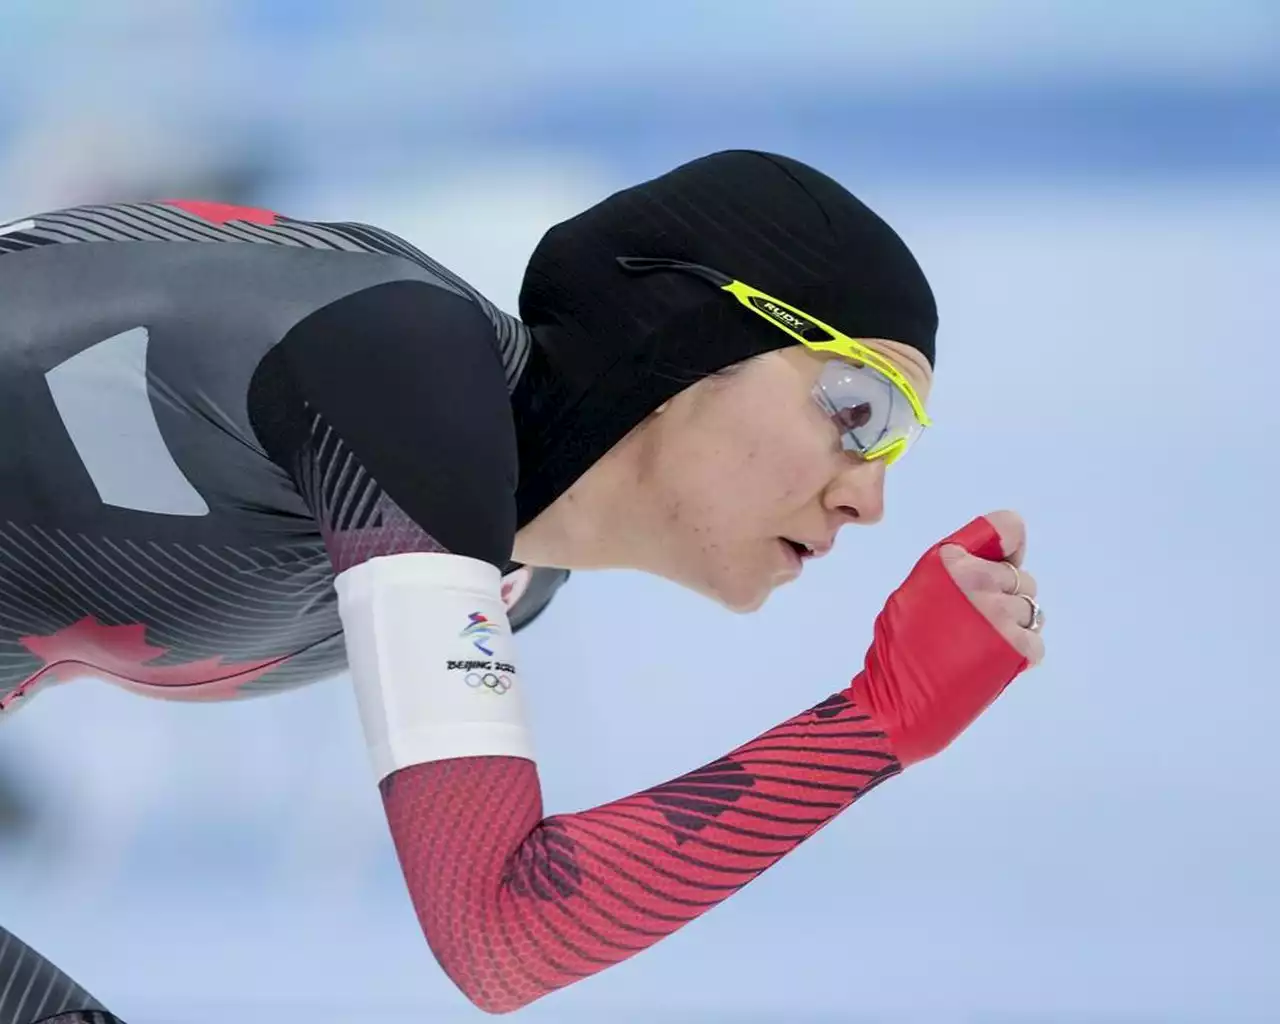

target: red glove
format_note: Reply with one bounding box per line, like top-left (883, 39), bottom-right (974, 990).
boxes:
top-left (856, 512), bottom-right (1043, 766)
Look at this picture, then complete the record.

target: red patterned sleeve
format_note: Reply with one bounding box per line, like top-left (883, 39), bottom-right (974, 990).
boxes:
top-left (381, 687), bottom-right (899, 1013)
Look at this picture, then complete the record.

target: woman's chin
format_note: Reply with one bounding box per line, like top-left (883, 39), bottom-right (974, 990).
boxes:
top-left (657, 558), bottom-right (786, 614)
top-left (706, 573), bottom-right (786, 614)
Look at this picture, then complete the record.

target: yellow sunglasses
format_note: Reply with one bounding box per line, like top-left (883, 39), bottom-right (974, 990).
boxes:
top-left (616, 256), bottom-right (932, 464)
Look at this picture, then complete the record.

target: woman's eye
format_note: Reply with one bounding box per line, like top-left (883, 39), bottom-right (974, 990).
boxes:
top-left (832, 402), bottom-right (873, 432)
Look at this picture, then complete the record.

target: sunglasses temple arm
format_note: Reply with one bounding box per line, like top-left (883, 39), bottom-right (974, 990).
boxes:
top-left (615, 257), bottom-right (734, 288)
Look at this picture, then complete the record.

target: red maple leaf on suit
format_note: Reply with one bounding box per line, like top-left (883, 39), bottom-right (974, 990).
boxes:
top-left (12, 615), bottom-right (282, 704)
top-left (162, 200), bottom-right (278, 225)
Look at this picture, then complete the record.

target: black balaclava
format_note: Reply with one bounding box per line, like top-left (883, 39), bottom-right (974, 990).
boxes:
top-left (513, 149), bottom-right (938, 526)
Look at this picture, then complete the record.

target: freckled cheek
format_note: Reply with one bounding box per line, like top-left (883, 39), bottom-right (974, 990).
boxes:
top-left (677, 437), bottom-right (812, 549)
top-left (764, 446), bottom-right (828, 506)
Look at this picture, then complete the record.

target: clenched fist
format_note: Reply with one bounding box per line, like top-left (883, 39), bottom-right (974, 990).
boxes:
top-left (854, 511), bottom-right (1045, 767)
top-left (939, 510), bottom-right (1045, 668)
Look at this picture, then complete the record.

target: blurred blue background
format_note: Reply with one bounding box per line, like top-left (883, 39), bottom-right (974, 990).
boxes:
top-left (1, 2), bottom-right (1277, 1022)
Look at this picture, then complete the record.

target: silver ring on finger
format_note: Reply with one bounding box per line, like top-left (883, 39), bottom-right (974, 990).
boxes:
top-left (1005, 562), bottom-right (1024, 596)
top-left (1018, 593), bottom-right (1044, 633)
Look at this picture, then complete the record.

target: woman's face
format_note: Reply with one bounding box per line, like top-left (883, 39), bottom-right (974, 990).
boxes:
top-left (628, 339), bottom-right (934, 611)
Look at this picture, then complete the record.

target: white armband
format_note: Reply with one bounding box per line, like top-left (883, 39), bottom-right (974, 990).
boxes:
top-left (335, 552), bottom-right (534, 782)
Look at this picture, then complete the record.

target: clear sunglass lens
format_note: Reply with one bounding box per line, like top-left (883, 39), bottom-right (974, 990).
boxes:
top-left (816, 360), bottom-right (920, 458)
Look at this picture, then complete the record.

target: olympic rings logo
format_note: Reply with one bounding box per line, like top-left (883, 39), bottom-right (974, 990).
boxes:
top-left (465, 671), bottom-right (513, 695)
